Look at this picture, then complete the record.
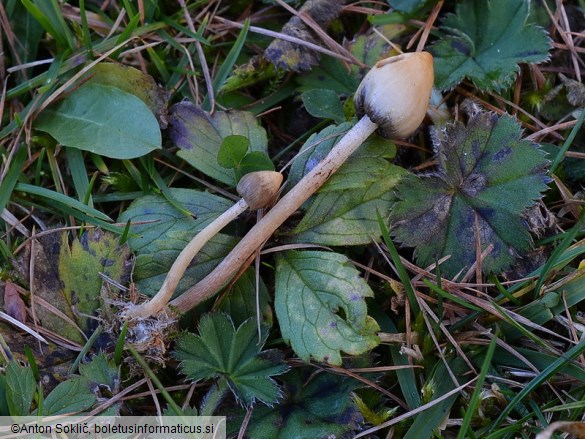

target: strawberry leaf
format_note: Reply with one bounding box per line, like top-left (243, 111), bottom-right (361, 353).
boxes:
top-left (431, 0), bottom-right (551, 91)
top-left (174, 313), bottom-right (288, 407)
top-left (275, 250), bottom-right (380, 365)
top-left (389, 111), bottom-right (550, 277)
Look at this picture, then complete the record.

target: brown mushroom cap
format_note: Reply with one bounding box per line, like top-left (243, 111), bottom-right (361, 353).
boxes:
top-left (354, 52), bottom-right (434, 139)
top-left (237, 171), bottom-right (283, 210)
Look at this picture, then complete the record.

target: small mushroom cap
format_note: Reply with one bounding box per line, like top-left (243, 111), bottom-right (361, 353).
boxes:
top-left (237, 171), bottom-right (283, 210)
top-left (354, 51), bottom-right (434, 138)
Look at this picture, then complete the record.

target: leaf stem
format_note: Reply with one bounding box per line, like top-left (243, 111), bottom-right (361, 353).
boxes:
top-left (169, 115), bottom-right (378, 313)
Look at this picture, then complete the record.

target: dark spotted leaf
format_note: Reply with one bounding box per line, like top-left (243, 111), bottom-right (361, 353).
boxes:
top-left (275, 250), bottom-right (379, 365)
top-left (431, 0), bottom-right (551, 91)
top-left (389, 111), bottom-right (550, 277)
top-left (235, 368), bottom-right (363, 438)
top-left (174, 312), bottom-right (288, 407)
top-left (28, 229), bottom-right (130, 344)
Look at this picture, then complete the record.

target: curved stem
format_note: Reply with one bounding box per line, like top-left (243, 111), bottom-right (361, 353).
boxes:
top-left (170, 115), bottom-right (378, 313)
top-left (124, 199), bottom-right (249, 319)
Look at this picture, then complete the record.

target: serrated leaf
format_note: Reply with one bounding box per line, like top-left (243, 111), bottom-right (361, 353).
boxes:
top-left (290, 167), bottom-right (404, 245)
top-left (5, 361), bottom-right (35, 416)
top-left (79, 354), bottom-right (120, 395)
top-left (237, 368), bottom-right (363, 438)
top-left (40, 377), bottom-right (95, 415)
top-left (117, 189), bottom-right (236, 296)
top-left (35, 83), bottom-right (162, 159)
top-left (32, 229), bottom-right (130, 344)
top-left (275, 250), bottom-right (380, 365)
top-left (217, 135), bottom-right (250, 169)
top-left (288, 127), bottom-right (404, 245)
top-left (389, 111), bottom-right (550, 277)
top-left (301, 89), bottom-right (345, 123)
top-left (431, 0), bottom-right (551, 91)
top-left (168, 102), bottom-right (267, 186)
top-left (174, 313), bottom-right (288, 407)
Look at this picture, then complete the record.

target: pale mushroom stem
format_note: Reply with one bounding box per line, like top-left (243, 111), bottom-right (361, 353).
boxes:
top-left (124, 198), bottom-right (249, 319)
top-left (169, 115), bottom-right (378, 313)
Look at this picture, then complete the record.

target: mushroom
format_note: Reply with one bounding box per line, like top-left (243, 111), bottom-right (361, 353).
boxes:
top-left (123, 170), bottom-right (283, 319)
top-left (123, 51), bottom-right (434, 320)
top-left (165, 51), bottom-right (435, 314)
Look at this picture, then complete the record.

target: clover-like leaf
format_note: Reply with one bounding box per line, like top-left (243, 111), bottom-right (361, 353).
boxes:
top-left (389, 111), bottom-right (550, 278)
top-left (275, 250), bottom-right (380, 365)
top-left (431, 0), bottom-right (551, 91)
top-left (168, 102), bottom-right (268, 186)
top-left (174, 312), bottom-right (288, 407)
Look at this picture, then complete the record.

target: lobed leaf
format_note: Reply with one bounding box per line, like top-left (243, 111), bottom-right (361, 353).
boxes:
top-left (389, 111), bottom-right (550, 277)
top-left (431, 0), bottom-right (551, 91)
top-left (174, 313), bottom-right (288, 407)
top-left (275, 250), bottom-right (380, 365)
top-left (5, 362), bottom-right (35, 416)
top-left (237, 368), bottom-right (363, 438)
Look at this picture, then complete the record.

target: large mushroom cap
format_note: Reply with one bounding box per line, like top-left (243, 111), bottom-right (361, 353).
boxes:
top-left (354, 51), bottom-right (434, 138)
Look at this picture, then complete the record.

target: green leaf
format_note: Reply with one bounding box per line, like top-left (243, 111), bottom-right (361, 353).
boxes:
top-left (297, 57), bottom-right (359, 94)
top-left (301, 89), bottom-right (345, 124)
top-left (5, 361), bottom-right (35, 416)
top-left (174, 312), bottom-right (289, 407)
top-left (288, 127), bottom-right (404, 245)
top-left (217, 268), bottom-right (272, 328)
top-left (35, 83), bottom-right (162, 159)
top-left (431, 0), bottom-right (551, 91)
top-left (40, 377), bottom-right (95, 415)
top-left (7, 1), bottom-right (44, 63)
top-left (78, 354), bottom-right (120, 395)
top-left (275, 250), bottom-right (380, 365)
top-left (217, 135), bottom-right (250, 169)
top-left (237, 368), bottom-right (363, 438)
top-left (238, 151), bottom-right (275, 178)
top-left (118, 189), bottom-right (236, 296)
top-left (387, 0), bottom-right (429, 13)
top-left (389, 111), bottom-right (550, 277)
top-left (168, 102), bottom-right (268, 186)
top-left (32, 229), bottom-right (131, 344)
top-left (87, 63), bottom-right (170, 128)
